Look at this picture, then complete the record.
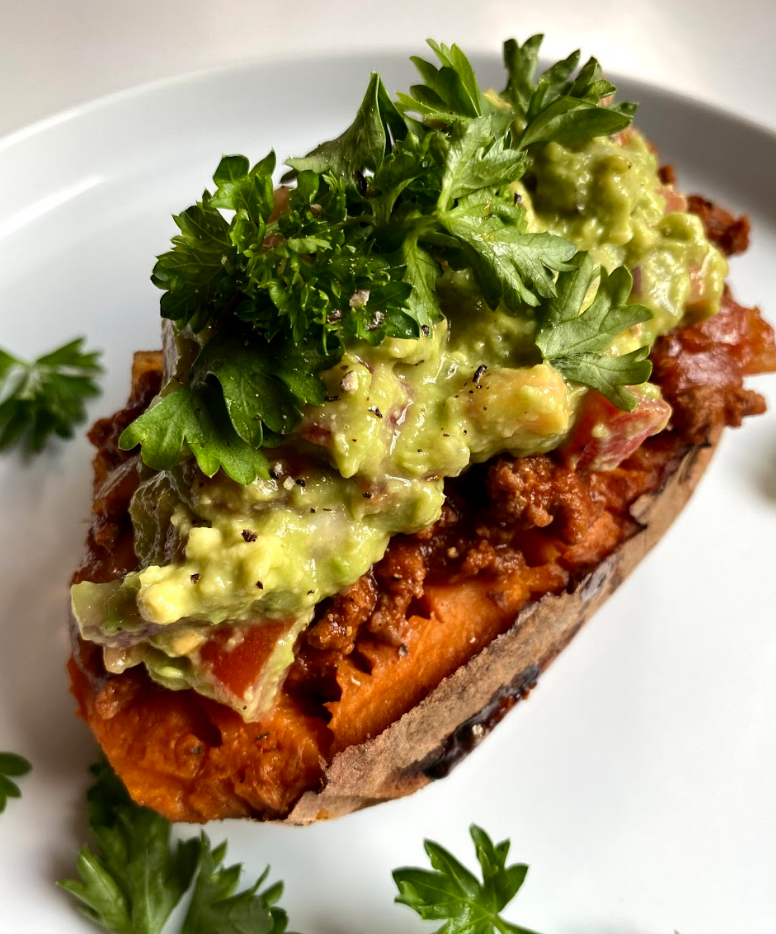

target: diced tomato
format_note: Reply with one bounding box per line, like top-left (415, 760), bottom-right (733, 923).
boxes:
top-left (658, 186), bottom-right (688, 214)
top-left (198, 622), bottom-right (290, 701)
top-left (561, 389), bottom-right (672, 472)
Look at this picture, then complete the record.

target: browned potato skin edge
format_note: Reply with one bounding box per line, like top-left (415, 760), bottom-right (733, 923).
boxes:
top-left (285, 431), bottom-right (718, 824)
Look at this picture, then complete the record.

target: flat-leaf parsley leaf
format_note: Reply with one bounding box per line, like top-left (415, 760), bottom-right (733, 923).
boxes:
top-left (393, 824), bottom-right (543, 934)
top-left (535, 252), bottom-right (653, 409)
top-left (59, 761), bottom-right (201, 934)
top-left (181, 836), bottom-right (288, 934)
top-left (0, 751), bottom-right (31, 814)
top-left (59, 761), bottom-right (286, 934)
top-left (0, 338), bottom-right (102, 453)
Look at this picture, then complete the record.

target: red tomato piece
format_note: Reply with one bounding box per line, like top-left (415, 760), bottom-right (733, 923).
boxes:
top-left (198, 621), bottom-right (291, 702)
top-left (561, 389), bottom-right (672, 472)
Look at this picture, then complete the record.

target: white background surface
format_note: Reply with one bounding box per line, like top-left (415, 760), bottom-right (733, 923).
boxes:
top-left (1, 5), bottom-right (776, 934)
top-left (2, 0), bottom-right (776, 140)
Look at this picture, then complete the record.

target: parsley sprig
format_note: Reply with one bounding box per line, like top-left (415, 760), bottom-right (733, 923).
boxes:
top-left (500, 35), bottom-right (636, 147)
top-left (0, 339), bottom-right (102, 453)
top-left (0, 751), bottom-right (31, 813)
top-left (122, 36), bottom-right (649, 483)
top-left (535, 253), bottom-right (653, 410)
top-left (394, 824), bottom-right (542, 934)
top-left (59, 761), bottom-right (287, 934)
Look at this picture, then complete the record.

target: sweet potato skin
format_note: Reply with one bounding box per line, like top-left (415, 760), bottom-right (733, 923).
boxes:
top-left (285, 434), bottom-right (715, 822)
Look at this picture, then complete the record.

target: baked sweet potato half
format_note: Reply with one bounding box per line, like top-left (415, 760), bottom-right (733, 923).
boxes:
top-left (69, 278), bottom-right (775, 823)
top-left (68, 39), bottom-right (776, 823)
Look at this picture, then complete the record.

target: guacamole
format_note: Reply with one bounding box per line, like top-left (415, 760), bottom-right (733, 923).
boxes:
top-left (71, 127), bottom-right (726, 720)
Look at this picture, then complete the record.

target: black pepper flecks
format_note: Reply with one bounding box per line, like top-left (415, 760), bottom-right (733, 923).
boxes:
top-left (242, 529), bottom-right (258, 543)
top-left (295, 478), bottom-right (306, 487)
top-left (473, 364), bottom-right (488, 386)
top-left (190, 573), bottom-right (200, 583)
top-left (368, 406), bottom-right (383, 418)
top-left (256, 581), bottom-right (264, 590)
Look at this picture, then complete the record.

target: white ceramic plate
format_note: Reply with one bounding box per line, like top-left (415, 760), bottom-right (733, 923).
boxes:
top-left (0, 52), bottom-right (774, 933)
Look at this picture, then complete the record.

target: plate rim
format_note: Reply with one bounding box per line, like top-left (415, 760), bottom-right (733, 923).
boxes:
top-left (3, 48), bottom-right (776, 156)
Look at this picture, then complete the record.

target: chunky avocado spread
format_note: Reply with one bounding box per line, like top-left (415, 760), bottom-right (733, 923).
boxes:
top-left (70, 40), bottom-right (726, 720)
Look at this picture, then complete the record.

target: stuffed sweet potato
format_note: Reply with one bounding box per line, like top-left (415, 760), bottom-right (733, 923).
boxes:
top-left (68, 38), bottom-right (776, 823)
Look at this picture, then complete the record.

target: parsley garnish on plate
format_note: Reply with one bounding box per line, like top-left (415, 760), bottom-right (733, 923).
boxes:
top-left (59, 760), bottom-right (287, 934)
top-left (394, 824), bottom-right (543, 934)
top-left (0, 751), bottom-right (31, 814)
top-left (120, 36), bottom-right (651, 483)
top-left (0, 338), bottom-right (102, 453)
top-left (59, 760), bottom-right (685, 932)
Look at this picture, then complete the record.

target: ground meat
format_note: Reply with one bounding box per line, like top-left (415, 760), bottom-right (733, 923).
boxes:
top-left (687, 194), bottom-right (751, 256)
top-left (652, 289), bottom-right (776, 442)
top-left (659, 167), bottom-right (750, 258)
top-left (88, 352), bottom-right (163, 487)
top-left (486, 456), bottom-right (600, 544)
top-left (306, 574), bottom-right (377, 654)
top-left (366, 539), bottom-right (428, 644)
top-left (658, 164), bottom-right (677, 186)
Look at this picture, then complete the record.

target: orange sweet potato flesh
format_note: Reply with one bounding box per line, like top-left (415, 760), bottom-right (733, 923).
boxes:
top-left (69, 283), bottom-right (775, 823)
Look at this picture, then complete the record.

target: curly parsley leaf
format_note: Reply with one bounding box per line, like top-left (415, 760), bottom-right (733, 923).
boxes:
top-left (535, 252), bottom-right (653, 409)
top-left (502, 34), bottom-right (636, 147)
top-left (393, 824), bottom-right (543, 934)
top-left (0, 338), bottom-right (102, 453)
top-left (152, 196), bottom-right (238, 332)
top-left (0, 751), bottom-right (31, 814)
top-left (181, 838), bottom-right (287, 934)
top-left (59, 761), bottom-right (201, 934)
